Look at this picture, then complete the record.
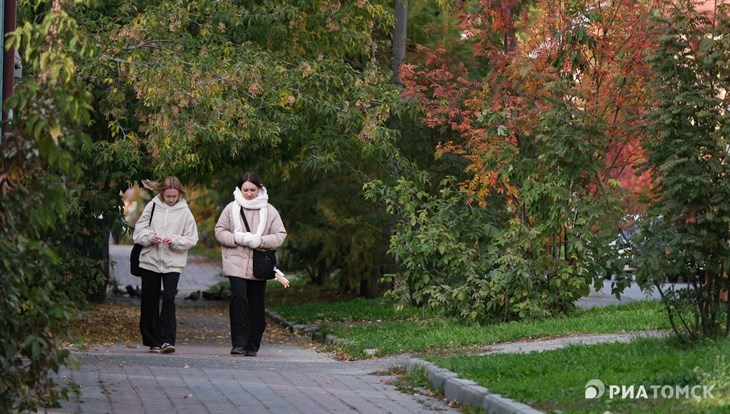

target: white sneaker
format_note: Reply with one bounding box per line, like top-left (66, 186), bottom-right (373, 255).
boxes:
top-left (161, 343), bottom-right (175, 354)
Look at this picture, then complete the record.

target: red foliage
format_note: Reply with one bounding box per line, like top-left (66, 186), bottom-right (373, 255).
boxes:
top-left (400, 0), bottom-right (666, 209)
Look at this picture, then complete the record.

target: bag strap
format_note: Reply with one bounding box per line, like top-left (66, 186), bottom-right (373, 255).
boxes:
top-left (239, 207), bottom-right (251, 232)
top-left (146, 202), bottom-right (156, 231)
top-left (150, 202), bottom-right (156, 222)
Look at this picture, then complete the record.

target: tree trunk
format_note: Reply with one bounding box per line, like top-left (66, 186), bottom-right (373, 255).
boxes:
top-left (391, 0), bottom-right (408, 86)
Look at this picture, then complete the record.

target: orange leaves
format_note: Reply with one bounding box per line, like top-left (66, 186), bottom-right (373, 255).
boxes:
top-left (403, 0), bottom-right (660, 208)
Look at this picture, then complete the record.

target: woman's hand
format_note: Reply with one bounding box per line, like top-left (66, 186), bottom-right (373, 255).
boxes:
top-left (242, 234), bottom-right (262, 249)
top-left (151, 235), bottom-right (172, 245)
top-left (274, 273), bottom-right (290, 288)
top-left (234, 232), bottom-right (249, 245)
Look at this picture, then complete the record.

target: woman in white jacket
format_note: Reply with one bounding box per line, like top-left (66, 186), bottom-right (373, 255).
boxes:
top-left (215, 172), bottom-right (287, 356)
top-left (133, 176), bottom-right (198, 354)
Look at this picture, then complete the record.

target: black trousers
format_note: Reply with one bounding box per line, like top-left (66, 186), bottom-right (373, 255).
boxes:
top-left (228, 277), bottom-right (267, 352)
top-left (139, 271), bottom-right (180, 347)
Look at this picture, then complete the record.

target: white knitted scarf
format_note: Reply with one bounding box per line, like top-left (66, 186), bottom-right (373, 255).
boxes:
top-left (232, 186), bottom-right (269, 236)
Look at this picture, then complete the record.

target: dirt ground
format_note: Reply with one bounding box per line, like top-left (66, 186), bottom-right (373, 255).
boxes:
top-left (71, 296), bottom-right (322, 351)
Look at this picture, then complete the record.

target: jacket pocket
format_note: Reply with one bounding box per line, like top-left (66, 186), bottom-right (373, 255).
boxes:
top-left (167, 251), bottom-right (187, 269)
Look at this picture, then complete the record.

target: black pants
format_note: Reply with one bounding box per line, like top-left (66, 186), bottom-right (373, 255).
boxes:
top-left (139, 271), bottom-right (180, 347)
top-left (228, 277), bottom-right (267, 353)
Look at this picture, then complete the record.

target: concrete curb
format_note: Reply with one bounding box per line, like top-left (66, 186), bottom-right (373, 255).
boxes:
top-left (267, 310), bottom-right (668, 414)
top-left (267, 309), bottom-right (543, 413)
top-left (406, 359), bottom-right (544, 414)
top-left (266, 309), bottom-right (319, 335)
top-left (266, 309), bottom-right (361, 346)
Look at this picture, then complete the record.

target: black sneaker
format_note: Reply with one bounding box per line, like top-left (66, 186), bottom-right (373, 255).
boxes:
top-left (161, 343), bottom-right (175, 354)
top-left (231, 347), bottom-right (244, 355)
top-left (149, 346), bottom-right (161, 353)
top-left (244, 350), bottom-right (257, 357)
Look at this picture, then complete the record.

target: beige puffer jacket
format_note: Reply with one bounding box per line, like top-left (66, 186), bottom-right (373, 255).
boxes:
top-left (214, 202), bottom-right (287, 279)
top-left (132, 197), bottom-right (199, 274)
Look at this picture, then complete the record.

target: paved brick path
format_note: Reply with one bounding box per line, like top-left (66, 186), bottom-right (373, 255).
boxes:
top-left (51, 343), bottom-right (456, 414)
top-left (48, 245), bottom-right (459, 414)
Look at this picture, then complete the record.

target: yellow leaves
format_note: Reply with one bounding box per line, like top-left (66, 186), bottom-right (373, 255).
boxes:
top-left (49, 124), bottom-right (63, 145)
top-left (184, 153), bottom-right (200, 165)
top-left (277, 91), bottom-right (296, 110)
top-left (1, 165), bottom-right (23, 196)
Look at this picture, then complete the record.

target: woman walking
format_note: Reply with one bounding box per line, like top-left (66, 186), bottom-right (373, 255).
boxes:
top-left (215, 172), bottom-right (287, 356)
top-left (133, 176), bottom-right (198, 353)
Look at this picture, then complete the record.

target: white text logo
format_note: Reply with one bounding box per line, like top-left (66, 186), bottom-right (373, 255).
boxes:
top-left (585, 379), bottom-right (714, 400)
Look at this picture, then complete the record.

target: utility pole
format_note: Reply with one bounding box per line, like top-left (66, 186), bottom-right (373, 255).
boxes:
top-left (0, 0), bottom-right (5, 143)
top-left (2, 0), bottom-right (17, 144)
top-left (391, 0), bottom-right (408, 87)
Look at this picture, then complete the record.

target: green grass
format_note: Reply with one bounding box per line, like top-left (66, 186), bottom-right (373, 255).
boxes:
top-left (267, 288), bottom-right (730, 412)
top-left (424, 337), bottom-right (730, 413)
top-left (270, 299), bottom-right (670, 358)
top-left (266, 286), bottom-right (730, 413)
top-left (267, 296), bottom-right (436, 324)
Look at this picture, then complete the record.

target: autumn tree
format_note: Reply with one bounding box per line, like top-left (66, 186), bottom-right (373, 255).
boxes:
top-left (376, 0), bottom-right (662, 321)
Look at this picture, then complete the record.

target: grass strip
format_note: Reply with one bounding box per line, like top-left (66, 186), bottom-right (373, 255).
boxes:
top-left (315, 300), bottom-right (670, 358)
top-left (424, 336), bottom-right (730, 413)
top-left (268, 296), bottom-right (435, 324)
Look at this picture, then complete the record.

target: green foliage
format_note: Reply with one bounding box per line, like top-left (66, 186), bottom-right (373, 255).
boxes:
top-left (0, 186), bottom-right (81, 412)
top-left (0, 0), bottom-right (106, 410)
top-left (74, 0), bottom-right (403, 177)
top-left (366, 172), bottom-right (615, 323)
top-left (365, 175), bottom-right (500, 321)
top-left (69, 0), bottom-right (420, 298)
top-left (637, 1), bottom-right (730, 340)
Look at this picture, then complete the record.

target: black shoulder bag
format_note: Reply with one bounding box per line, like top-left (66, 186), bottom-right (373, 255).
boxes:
top-left (130, 202), bottom-right (156, 277)
top-left (241, 207), bottom-right (277, 280)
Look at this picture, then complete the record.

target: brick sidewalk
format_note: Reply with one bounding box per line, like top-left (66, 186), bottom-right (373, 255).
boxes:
top-left (51, 245), bottom-right (461, 414)
top-left (49, 343), bottom-right (458, 414)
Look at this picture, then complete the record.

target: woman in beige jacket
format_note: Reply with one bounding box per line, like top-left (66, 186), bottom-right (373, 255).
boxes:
top-left (133, 176), bottom-right (198, 354)
top-left (215, 172), bottom-right (287, 356)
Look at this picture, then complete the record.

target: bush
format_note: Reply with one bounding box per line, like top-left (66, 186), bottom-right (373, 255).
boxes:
top-left (366, 175), bottom-right (611, 323)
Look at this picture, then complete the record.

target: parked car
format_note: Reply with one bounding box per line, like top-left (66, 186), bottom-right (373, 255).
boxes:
top-left (606, 215), bottom-right (643, 277)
